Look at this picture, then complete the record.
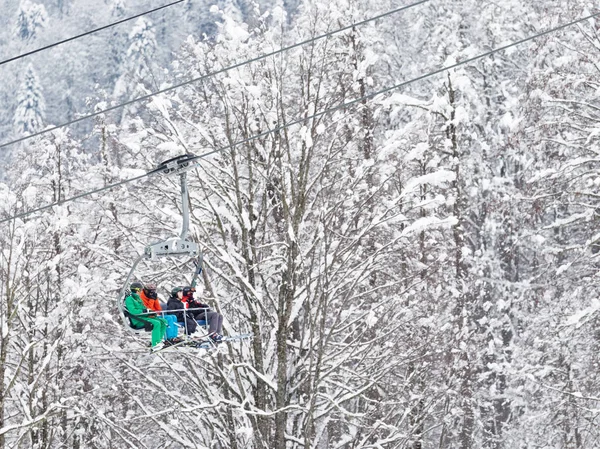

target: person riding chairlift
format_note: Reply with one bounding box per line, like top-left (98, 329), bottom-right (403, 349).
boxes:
top-left (181, 286), bottom-right (223, 342)
top-left (125, 282), bottom-right (169, 350)
top-left (139, 283), bottom-right (180, 342)
top-left (166, 286), bottom-right (198, 335)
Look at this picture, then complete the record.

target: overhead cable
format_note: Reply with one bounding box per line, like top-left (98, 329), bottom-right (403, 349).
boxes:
top-left (1, 10), bottom-right (599, 225)
top-left (0, 0), bottom-right (430, 150)
top-left (0, 0), bottom-right (186, 68)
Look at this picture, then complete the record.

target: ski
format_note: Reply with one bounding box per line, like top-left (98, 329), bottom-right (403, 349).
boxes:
top-left (189, 332), bottom-right (254, 345)
top-left (184, 332), bottom-right (254, 348)
top-left (149, 339), bottom-right (189, 353)
top-left (150, 333), bottom-right (254, 353)
top-left (221, 332), bottom-right (254, 342)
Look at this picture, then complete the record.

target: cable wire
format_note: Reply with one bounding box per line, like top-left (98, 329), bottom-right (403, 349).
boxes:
top-left (2, 10), bottom-right (599, 225)
top-left (1, 0), bottom-right (186, 68)
top-left (0, 0), bottom-right (429, 150)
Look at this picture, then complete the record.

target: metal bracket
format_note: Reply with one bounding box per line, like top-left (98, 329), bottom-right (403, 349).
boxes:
top-left (145, 237), bottom-right (199, 259)
top-left (155, 153), bottom-right (200, 176)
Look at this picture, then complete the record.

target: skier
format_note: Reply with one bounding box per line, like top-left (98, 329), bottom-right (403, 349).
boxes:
top-left (139, 283), bottom-right (181, 342)
top-left (182, 286), bottom-right (223, 342)
top-left (166, 286), bottom-right (197, 335)
top-left (125, 282), bottom-right (168, 350)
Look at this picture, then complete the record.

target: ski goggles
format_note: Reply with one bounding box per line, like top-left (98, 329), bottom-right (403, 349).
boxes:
top-left (182, 287), bottom-right (196, 296)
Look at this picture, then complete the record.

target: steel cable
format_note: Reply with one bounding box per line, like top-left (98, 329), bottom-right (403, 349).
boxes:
top-left (2, 9), bottom-right (598, 225)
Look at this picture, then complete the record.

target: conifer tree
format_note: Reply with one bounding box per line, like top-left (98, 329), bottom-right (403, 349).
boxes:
top-left (13, 64), bottom-right (45, 136)
top-left (14, 0), bottom-right (48, 42)
top-left (126, 18), bottom-right (157, 85)
top-left (113, 17), bottom-right (158, 121)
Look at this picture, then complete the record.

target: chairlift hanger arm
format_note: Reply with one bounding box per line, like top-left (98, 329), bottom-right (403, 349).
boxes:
top-left (191, 253), bottom-right (203, 288)
top-left (143, 153), bottom-right (201, 258)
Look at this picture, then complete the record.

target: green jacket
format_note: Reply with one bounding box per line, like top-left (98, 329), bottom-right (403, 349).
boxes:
top-left (125, 292), bottom-right (149, 328)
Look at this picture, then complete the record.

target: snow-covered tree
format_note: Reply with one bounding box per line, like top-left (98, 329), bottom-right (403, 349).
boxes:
top-left (126, 18), bottom-right (157, 83)
top-left (110, 0), bottom-right (125, 17)
top-left (112, 17), bottom-right (157, 104)
top-left (13, 64), bottom-right (45, 136)
top-left (14, 0), bottom-right (47, 42)
top-left (4, 1), bottom-right (600, 448)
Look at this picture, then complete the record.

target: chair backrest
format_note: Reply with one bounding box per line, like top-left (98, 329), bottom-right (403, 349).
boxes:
top-left (123, 302), bottom-right (153, 332)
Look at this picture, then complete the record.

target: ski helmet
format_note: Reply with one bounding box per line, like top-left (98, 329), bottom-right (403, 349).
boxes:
top-left (182, 286), bottom-right (196, 297)
top-left (144, 283), bottom-right (158, 299)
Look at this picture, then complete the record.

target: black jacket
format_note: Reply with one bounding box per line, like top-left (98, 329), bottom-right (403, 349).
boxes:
top-left (166, 297), bottom-right (197, 334)
top-left (186, 298), bottom-right (210, 320)
top-left (166, 297), bottom-right (187, 320)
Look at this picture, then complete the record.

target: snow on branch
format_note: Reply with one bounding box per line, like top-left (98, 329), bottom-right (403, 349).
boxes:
top-left (543, 209), bottom-right (593, 229)
top-left (401, 216), bottom-right (458, 237)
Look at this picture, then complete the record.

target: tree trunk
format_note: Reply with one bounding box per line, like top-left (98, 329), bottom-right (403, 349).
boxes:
top-left (0, 222), bottom-right (17, 449)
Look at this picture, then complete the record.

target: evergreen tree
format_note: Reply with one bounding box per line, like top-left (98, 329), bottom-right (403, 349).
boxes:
top-left (112, 17), bottom-right (158, 122)
top-left (126, 18), bottom-right (157, 84)
top-left (14, 0), bottom-right (47, 42)
top-left (13, 63), bottom-right (45, 136)
top-left (113, 17), bottom-right (157, 102)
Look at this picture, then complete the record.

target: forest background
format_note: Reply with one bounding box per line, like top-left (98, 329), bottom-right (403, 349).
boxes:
top-left (1, 0), bottom-right (600, 448)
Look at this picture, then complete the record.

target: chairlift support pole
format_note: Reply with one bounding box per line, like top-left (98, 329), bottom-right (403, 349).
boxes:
top-left (180, 170), bottom-right (203, 287)
top-left (179, 171), bottom-right (190, 241)
top-left (144, 155), bottom-right (200, 259)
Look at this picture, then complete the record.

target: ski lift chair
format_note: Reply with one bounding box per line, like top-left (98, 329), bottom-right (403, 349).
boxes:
top-left (117, 154), bottom-right (205, 336)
